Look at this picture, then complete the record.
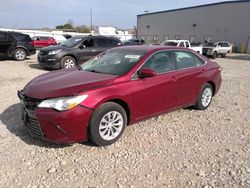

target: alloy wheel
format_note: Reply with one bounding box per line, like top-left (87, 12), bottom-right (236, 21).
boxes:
top-left (99, 111), bottom-right (124, 141)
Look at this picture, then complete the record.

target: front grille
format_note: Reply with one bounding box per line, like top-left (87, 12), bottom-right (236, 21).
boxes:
top-left (18, 90), bottom-right (45, 138)
top-left (203, 48), bottom-right (213, 53)
top-left (203, 48), bottom-right (208, 53)
top-left (39, 51), bottom-right (48, 55)
top-left (26, 113), bottom-right (45, 138)
top-left (18, 90), bottom-right (41, 110)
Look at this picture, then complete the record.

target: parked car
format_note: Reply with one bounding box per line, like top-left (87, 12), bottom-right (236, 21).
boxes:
top-left (38, 35), bottom-right (122, 69)
top-left (18, 46), bottom-right (222, 146)
top-left (161, 40), bottom-right (203, 54)
top-left (0, 31), bottom-right (36, 61)
top-left (123, 38), bottom-right (145, 45)
top-left (203, 41), bottom-right (231, 59)
top-left (31, 36), bottom-right (57, 48)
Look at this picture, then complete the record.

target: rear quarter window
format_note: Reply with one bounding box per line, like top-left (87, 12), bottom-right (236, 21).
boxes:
top-left (0, 32), bottom-right (8, 41)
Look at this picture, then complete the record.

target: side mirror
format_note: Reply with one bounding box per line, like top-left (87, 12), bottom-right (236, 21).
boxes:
top-left (138, 67), bottom-right (156, 78)
top-left (79, 44), bottom-right (86, 49)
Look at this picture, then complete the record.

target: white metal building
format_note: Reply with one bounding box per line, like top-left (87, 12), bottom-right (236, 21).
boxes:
top-left (137, 0), bottom-right (250, 53)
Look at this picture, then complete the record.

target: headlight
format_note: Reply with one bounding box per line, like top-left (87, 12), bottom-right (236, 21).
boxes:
top-left (38, 95), bottom-right (88, 111)
top-left (48, 50), bottom-right (62, 55)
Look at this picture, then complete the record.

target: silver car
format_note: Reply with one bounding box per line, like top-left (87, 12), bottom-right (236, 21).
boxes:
top-left (203, 41), bottom-right (231, 59)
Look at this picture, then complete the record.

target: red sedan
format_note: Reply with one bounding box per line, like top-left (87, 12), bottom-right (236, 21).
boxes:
top-left (18, 46), bottom-right (222, 146)
top-left (31, 36), bottom-right (57, 48)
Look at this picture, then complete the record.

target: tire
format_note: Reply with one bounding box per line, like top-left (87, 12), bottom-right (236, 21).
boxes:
top-left (194, 83), bottom-right (213, 110)
top-left (61, 56), bottom-right (76, 69)
top-left (221, 54), bottom-right (226, 58)
top-left (89, 102), bottom-right (127, 146)
top-left (13, 48), bottom-right (27, 61)
top-left (212, 51), bottom-right (217, 59)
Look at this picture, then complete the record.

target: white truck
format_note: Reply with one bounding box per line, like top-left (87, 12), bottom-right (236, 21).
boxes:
top-left (161, 40), bottom-right (203, 54)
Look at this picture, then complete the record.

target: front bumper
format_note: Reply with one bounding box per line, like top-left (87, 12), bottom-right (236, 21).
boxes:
top-left (38, 53), bottom-right (61, 69)
top-left (18, 91), bottom-right (93, 144)
top-left (202, 48), bottom-right (214, 56)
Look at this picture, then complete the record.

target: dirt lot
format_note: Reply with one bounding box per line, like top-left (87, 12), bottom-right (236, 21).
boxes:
top-left (0, 53), bottom-right (250, 188)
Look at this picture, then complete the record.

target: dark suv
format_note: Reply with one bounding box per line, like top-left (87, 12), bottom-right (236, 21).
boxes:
top-left (38, 35), bottom-right (122, 69)
top-left (0, 31), bottom-right (36, 61)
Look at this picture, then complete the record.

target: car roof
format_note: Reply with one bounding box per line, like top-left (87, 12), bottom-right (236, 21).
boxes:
top-left (115, 45), bottom-right (191, 53)
top-left (216, 41), bottom-right (230, 43)
top-left (72, 35), bottom-right (120, 40)
top-left (33, 36), bottom-right (52, 38)
top-left (9, 32), bottom-right (27, 36)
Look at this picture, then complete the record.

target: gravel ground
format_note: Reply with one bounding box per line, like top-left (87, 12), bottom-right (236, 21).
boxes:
top-left (0, 53), bottom-right (249, 188)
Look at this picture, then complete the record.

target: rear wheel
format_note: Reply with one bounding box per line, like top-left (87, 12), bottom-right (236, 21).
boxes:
top-left (89, 102), bottom-right (127, 146)
top-left (13, 48), bottom-right (27, 61)
top-left (194, 83), bottom-right (213, 110)
top-left (61, 56), bottom-right (76, 69)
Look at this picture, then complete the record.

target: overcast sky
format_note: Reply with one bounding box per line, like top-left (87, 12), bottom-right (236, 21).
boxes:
top-left (0, 0), bottom-right (229, 29)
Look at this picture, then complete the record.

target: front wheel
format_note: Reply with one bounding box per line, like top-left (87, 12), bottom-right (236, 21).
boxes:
top-left (89, 102), bottom-right (127, 146)
top-left (13, 48), bottom-right (27, 61)
top-left (212, 51), bottom-right (217, 59)
top-left (194, 83), bottom-right (213, 110)
top-left (61, 56), bottom-right (76, 69)
top-left (221, 54), bottom-right (226, 58)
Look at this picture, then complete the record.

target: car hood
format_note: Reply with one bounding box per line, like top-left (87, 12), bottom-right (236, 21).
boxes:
top-left (40, 45), bottom-right (71, 54)
top-left (23, 68), bottom-right (118, 99)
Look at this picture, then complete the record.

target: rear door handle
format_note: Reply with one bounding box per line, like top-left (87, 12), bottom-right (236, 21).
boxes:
top-left (92, 50), bottom-right (97, 52)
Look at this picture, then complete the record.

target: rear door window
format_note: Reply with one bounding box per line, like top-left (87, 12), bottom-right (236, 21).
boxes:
top-left (173, 51), bottom-right (204, 69)
top-left (221, 42), bottom-right (230, 47)
top-left (95, 38), bottom-right (108, 47)
top-left (13, 33), bottom-right (32, 42)
top-left (40, 37), bottom-right (49, 40)
top-left (108, 39), bottom-right (120, 46)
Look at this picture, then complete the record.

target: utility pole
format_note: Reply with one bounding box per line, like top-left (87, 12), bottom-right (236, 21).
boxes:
top-left (90, 8), bottom-right (93, 32)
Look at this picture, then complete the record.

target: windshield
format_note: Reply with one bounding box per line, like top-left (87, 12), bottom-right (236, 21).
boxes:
top-left (80, 49), bottom-right (146, 75)
top-left (162, 41), bottom-right (178, 46)
top-left (60, 37), bottom-right (83, 47)
top-left (206, 42), bottom-right (216, 47)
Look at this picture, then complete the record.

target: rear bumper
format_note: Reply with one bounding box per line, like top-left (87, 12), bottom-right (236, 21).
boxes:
top-left (28, 48), bottom-right (36, 55)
